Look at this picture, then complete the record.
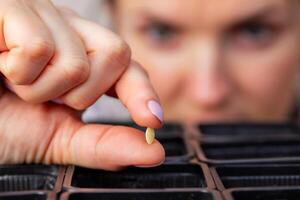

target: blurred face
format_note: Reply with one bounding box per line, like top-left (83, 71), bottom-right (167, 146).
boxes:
top-left (112, 0), bottom-right (300, 123)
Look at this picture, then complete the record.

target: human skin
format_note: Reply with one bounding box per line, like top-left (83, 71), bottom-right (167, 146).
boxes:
top-left (112, 0), bottom-right (300, 123)
top-left (0, 0), bottom-right (300, 170)
top-left (0, 0), bottom-right (165, 170)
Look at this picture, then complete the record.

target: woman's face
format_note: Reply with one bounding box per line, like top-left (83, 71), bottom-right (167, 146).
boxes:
top-left (112, 0), bottom-right (300, 123)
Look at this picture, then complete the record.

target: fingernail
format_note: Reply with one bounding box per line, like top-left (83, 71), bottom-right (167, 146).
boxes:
top-left (147, 100), bottom-right (164, 123)
top-left (52, 99), bottom-right (64, 105)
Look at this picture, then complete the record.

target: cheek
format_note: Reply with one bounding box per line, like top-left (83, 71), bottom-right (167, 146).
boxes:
top-left (138, 53), bottom-right (186, 104)
top-left (227, 34), bottom-right (300, 114)
top-left (235, 65), bottom-right (296, 103)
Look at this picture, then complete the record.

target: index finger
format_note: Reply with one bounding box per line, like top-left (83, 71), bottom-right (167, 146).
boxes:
top-left (56, 10), bottom-right (164, 129)
top-left (114, 61), bottom-right (164, 129)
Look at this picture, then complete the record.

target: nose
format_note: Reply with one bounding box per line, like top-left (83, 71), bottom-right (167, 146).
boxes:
top-left (185, 39), bottom-right (233, 110)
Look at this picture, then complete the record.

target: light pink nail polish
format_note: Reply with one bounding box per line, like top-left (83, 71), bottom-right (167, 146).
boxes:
top-left (148, 100), bottom-right (164, 123)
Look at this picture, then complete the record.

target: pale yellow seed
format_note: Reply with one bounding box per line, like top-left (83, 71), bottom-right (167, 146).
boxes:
top-left (145, 127), bottom-right (155, 144)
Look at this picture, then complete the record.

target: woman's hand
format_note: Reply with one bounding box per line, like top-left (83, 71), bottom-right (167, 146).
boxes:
top-left (0, 0), bottom-right (165, 170)
top-left (0, 92), bottom-right (165, 170)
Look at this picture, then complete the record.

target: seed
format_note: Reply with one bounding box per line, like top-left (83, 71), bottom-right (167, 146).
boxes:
top-left (145, 127), bottom-right (155, 144)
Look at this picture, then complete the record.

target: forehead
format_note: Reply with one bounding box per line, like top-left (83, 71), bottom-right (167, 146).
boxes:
top-left (117, 0), bottom-right (295, 27)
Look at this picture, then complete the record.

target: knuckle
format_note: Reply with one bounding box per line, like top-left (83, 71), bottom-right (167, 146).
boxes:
top-left (3, 64), bottom-right (32, 85)
top-left (4, 67), bottom-right (34, 85)
top-left (132, 60), bottom-right (150, 78)
top-left (3, 64), bottom-right (23, 85)
top-left (106, 39), bottom-right (131, 69)
top-left (3, 39), bottom-right (54, 85)
top-left (27, 38), bottom-right (54, 61)
top-left (62, 58), bottom-right (90, 86)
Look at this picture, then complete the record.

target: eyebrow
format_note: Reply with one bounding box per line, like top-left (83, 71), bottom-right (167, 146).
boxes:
top-left (138, 15), bottom-right (186, 31)
top-left (134, 1), bottom-right (293, 30)
top-left (229, 2), bottom-right (291, 26)
top-left (136, 11), bottom-right (187, 28)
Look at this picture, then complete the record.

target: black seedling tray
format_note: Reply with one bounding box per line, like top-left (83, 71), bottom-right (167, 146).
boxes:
top-left (154, 124), bottom-right (184, 139)
top-left (60, 189), bottom-right (222, 200)
top-left (0, 164), bottom-right (64, 193)
top-left (198, 123), bottom-right (299, 143)
top-left (160, 137), bottom-right (186, 156)
top-left (63, 163), bottom-right (215, 190)
top-left (0, 191), bottom-right (55, 200)
top-left (2, 122), bottom-right (300, 200)
top-left (211, 164), bottom-right (300, 190)
top-left (153, 124), bottom-right (194, 162)
top-left (196, 140), bottom-right (300, 164)
top-left (223, 187), bottom-right (300, 200)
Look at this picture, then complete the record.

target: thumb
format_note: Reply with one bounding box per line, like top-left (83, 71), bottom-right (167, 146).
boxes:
top-left (0, 93), bottom-right (165, 170)
top-left (46, 121), bottom-right (165, 170)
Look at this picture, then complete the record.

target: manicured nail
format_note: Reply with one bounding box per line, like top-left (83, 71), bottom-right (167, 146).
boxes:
top-left (52, 99), bottom-right (64, 105)
top-left (147, 100), bottom-right (164, 123)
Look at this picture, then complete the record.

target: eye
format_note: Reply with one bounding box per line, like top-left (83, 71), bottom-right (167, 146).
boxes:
top-left (140, 22), bottom-right (182, 49)
top-left (230, 22), bottom-right (277, 49)
top-left (146, 23), bottom-right (176, 41)
top-left (240, 23), bottom-right (271, 40)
